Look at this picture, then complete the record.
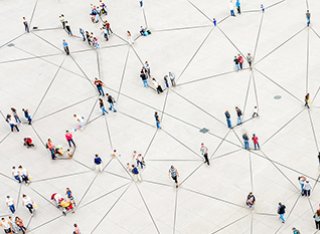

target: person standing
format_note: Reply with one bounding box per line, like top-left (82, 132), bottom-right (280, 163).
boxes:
top-left (105, 21), bottom-right (113, 35)
top-left (229, 1), bottom-right (236, 16)
top-left (169, 166), bottom-right (179, 188)
top-left (144, 61), bottom-right (151, 77)
top-left (252, 134), bottom-right (260, 150)
top-left (242, 133), bottom-right (249, 150)
top-left (277, 202), bottom-right (286, 223)
top-left (6, 196), bottom-right (15, 214)
top-left (65, 21), bottom-right (73, 36)
top-left (305, 93), bottom-right (310, 108)
top-left (22, 17), bottom-right (29, 33)
top-left (169, 72), bottom-right (176, 87)
top-left (94, 154), bottom-right (103, 172)
top-left (131, 165), bottom-right (142, 182)
top-left (246, 192), bottom-right (255, 208)
top-left (136, 154), bottom-right (145, 169)
top-left (79, 28), bottom-right (86, 41)
top-left (63, 40), bottom-right (70, 55)
top-left (318, 152), bottom-right (320, 165)
top-left (236, 0), bottom-right (241, 14)
top-left (154, 112), bottom-right (161, 129)
top-left (86, 31), bottom-right (91, 45)
top-left (303, 181), bottom-right (311, 197)
top-left (65, 130), bottom-right (76, 147)
top-left (213, 18), bottom-right (217, 27)
top-left (306, 10), bottom-right (311, 27)
top-left (46, 138), bottom-right (56, 160)
top-left (0, 217), bottom-right (12, 234)
top-left (260, 4), bottom-right (265, 13)
top-left (164, 75), bottom-right (169, 88)
top-left (22, 194), bottom-right (34, 215)
top-left (139, 0), bottom-right (143, 7)
top-left (233, 56), bottom-right (239, 71)
top-left (152, 78), bottom-right (163, 94)
top-left (140, 69), bottom-right (148, 87)
top-left (225, 111), bottom-right (232, 128)
top-left (127, 31), bottom-right (134, 44)
top-left (15, 217), bottom-right (27, 234)
top-left (237, 54), bottom-right (244, 70)
top-left (252, 106), bottom-right (259, 118)
top-left (59, 14), bottom-right (66, 29)
top-left (106, 93), bottom-right (117, 112)
top-left (235, 106), bottom-right (243, 125)
top-left (22, 108), bottom-right (32, 124)
top-left (18, 165), bottom-right (30, 184)
top-left (11, 107), bottom-right (21, 123)
top-left (298, 176), bottom-right (306, 195)
top-left (94, 78), bottom-right (105, 96)
top-left (314, 210), bottom-right (320, 230)
top-left (12, 166), bottom-right (21, 183)
top-left (66, 188), bottom-right (76, 206)
top-left (99, 98), bottom-right (108, 115)
top-left (247, 53), bottom-right (253, 69)
top-left (200, 143), bottom-right (210, 165)
top-left (6, 115), bottom-right (19, 132)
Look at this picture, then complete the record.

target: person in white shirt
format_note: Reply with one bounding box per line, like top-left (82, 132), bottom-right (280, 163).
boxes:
top-left (12, 166), bottom-right (21, 183)
top-left (229, 1), bottom-right (236, 16)
top-left (0, 217), bottom-right (12, 234)
top-left (303, 181), bottom-right (312, 197)
top-left (6, 196), bottom-right (15, 214)
top-left (73, 114), bottom-right (85, 131)
top-left (22, 194), bottom-right (34, 215)
top-left (18, 165), bottom-right (30, 184)
top-left (200, 143), bottom-right (210, 165)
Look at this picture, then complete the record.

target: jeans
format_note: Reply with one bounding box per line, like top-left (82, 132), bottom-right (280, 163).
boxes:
top-left (26, 115), bottom-right (32, 124)
top-left (230, 10), bottom-right (235, 16)
top-left (14, 175), bottom-right (22, 183)
top-left (237, 116), bottom-right (242, 125)
top-left (97, 86), bottom-right (105, 96)
top-left (299, 182), bottom-right (304, 193)
top-left (137, 160), bottom-right (144, 169)
top-left (9, 204), bottom-right (15, 214)
top-left (156, 121), bottom-right (161, 129)
top-left (68, 139), bottom-right (76, 147)
top-left (26, 204), bottom-right (33, 214)
top-left (50, 149), bottom-right (56, 160)
top-left (143, 79), bottom-right (148, 87)
top-left (101, 106), bottom-right (108, 115)
top-left (226, 118), bottom-right (232, 128)
top-left (109, 103), bottom-right (116, 112)
top-left (244, 140), bottom-right (249, 150)
top-left (279, 214), bottom-right (285, 223)
top-left (10, 124), bottom-right (19, 132)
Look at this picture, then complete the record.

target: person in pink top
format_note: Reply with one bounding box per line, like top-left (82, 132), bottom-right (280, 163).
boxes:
top-left (237, 54), bottom-right (244, 70)
top-left (252, 134), bottom-right (260, 150)
top-left (73, 223), bottom-right (80, 234)
top-left (65, 130), bottom-right (76, 147)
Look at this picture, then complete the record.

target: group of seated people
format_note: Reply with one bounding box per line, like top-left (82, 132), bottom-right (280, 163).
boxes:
top-left (50, 193), bottom-right (74, 215)
top-left (139, 26), bottom-right (151, 36)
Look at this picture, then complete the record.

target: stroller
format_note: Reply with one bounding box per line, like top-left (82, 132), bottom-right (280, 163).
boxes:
top-left (51, 193), bottom-right (74, 215)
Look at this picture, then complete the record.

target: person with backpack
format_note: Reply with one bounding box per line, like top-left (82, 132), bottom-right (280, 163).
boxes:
top-left (277, 202), bottom-right (286, 223)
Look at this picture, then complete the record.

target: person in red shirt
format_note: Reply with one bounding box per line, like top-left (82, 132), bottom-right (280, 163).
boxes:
top-left (237, 54), bottom-right (244, 70)
top-left (252, 134), bottom-right (260, 150)
top-left (65, 130), bottom-right (76, 147)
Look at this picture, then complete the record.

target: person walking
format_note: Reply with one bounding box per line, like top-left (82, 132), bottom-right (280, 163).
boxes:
top-left (303, 181), bottom-right (311, 197)
top-left (93, 78), bottom-right (105, 96)
top-left (6, 115), bottom-right (19, 132)
top-left (305, 93), bottom-right (310, 108)
top-left (63, 40), bottom-right (70, 55)
top-left (242, 133), bottom-right (249, 150)
top-left (247, 53), bottom-right (253, 69)
top-left (94, 154), bottom-right (103, 172)
top-left (246, 192), bottom-right (255, 208)
top-left (131, 165), bottom-right (142, 182)
top-left (73, 224), bottom-right (81, 234)
top-left (164, 75), bottom-right (169, 88)
top-left (169, 166), bottom-right (179, 188)
top-left (233, 56), bottom-right (239, 71)
top-left (59, 14), bottom-right (66, 29)
top-left (106, 93), bottom-right (117, 112)
top-left (277, 202), bottom-right (286, 223)
top-left (136, 154), bottom-right (145, 169)
top-left (306, 10), bottom-right (311, 27)
top-left (79, 28), bottom-right (86, 41)
top-left (154, 112), bottom-right (161, 129)
top-left (225, 110), bottom-right (232, 128)
top-left (22, 108), bottom-right (32, 124)
top-left (18, 165), bottom-right (30, 184)
top-left (46, 138), bottom-right (56, 160)
top-left (11, 107), bottom-right (21, 123)
top-left (15, 217), bottom-right (27, 234)
top-left (318, 152), bottom-right (320, 165)
top-left (200, 143), bottom-right (210, 165)
top-left (12, 166), bottom-right (22, 183)
top-left (22, 194), bottom-right (34, 215)
top-left (235, 106), bottom-right (243, 125)
top-left (99, 98), bottom-right (108, 115)
top-left (236, 0), bottom-right (241, 14)
top-left (22, 17), bottom-right (29, 33)
top-left (105, 21), bottom-right (113, 35)
top-left (260, 4), bottom-right (265, 13)
top-left (292, 227), bottom-right (301, 234)
top-left (237, 54), bottom-right (244, 70)
top-left (139, 0), bottom-right (143, 7)
top-left (169, 72), bottom-right (176, 87)
top-left (8, 216), bottom-right (19, 234)
top-left (213, 18), bottom-right (217, 27)
top-left (252, 134), bottom-right (260, 150)
top-left (229, 1), bottom-right (236, 16)
top-left (298, 176), bottom-right (306, 195)
top-left (140, 69), bottom-right (148, 87)
top-left (6, 196), bottom-right (15, 214)
top-left (65, 21), bottom-right (73, 36)
top-left (314, 210), bottom-right (320, 230)
top-left (65, 130), bottom-right (76, 147)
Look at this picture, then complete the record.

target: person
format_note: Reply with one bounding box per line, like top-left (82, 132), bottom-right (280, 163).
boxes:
top-left (101, 27), bottom-right (109, 41)
top-left (8, 216), bottom-right (19, 234)
top-left (169, 72), bottom-right (176, 87)
top-left (94, 154), bottom-right (103, 172)
top-left (242, 133), bottom-right (249, 150)
top-left (22, 17), bottom-right (29, 33)
top-left (127, 31), bottom-right (134, 44)
top-left (65, 21), bottom-right (73, 35)
top-left (22, 194), bottom-right (34, 215)
top-left (200, 143), bottom-right (210, 165)
top-left (236, 0), bottom-right (241, 14)
top-left (106, 93), bottom-right (117, 112)
top-left (152, 78), bottom-right (163, 94)
top-left (23, 137), bottom-right (35, 148)
top-left (111, 149), bottom-right (119, 158)
top-left (229, 1), bottom-right (236, 16)
top-left (59, 14), bottom-right (66, 29)
top-left (154, 112), bottom-right (161, 129)
top-left (104, 21), bottom-right (113, 35)
top-left (260, 4), bottom-right (265, 13)
top-left (318, 152), bottom-right (320, 165)
top-left (136, 154), bottom-right (145, 169)
top-left (169, 165), bottom-right (179, 188)
top-left (15, 217), bottom-right (27, 234)
top-left (12, 166), bottom-right (21, 183)
top-left (224, 111), bottom-right (232, 128)
top-left (63, 40), bottom-right (70, 55)
top-left (314, 210), bottom-right (320, 230)
top-left (252, 134), bottom-right (260, 150)
top-left (144, 61), bottom-right (151, 77)
top-left (292, 227), bottom-right (301, 234)
top-left (73, 114), bottom-right (85, 131)
top-left (79, 28), bottom-right (86, 41)
top-left (65, 130), bottom-right (76, 147)
top-left (0, 217), bottom-right (12, 234)
top-left (303, 181), bottom-right (311, 197)
top-left (237, 54), bottom-right (244, 70)
top-left (252, 106), bottom-right (259, 118)
top-left (18, 165), bottom-right (30, 184)
top-left (246, 192), bottom-right (255, 208)
top-left (164, 75), bottom-right (169, 88)
top-left (86, 31), bottom-right (91, 45)
top-left (99, 98), bottom-right (108, 115)
top-left (277, 202), bottom-right (286, 223)
top-left (140, 69), bottom-right (148, 87)
top-left (6, 196), bottom-right (15, 214)
top-left (305, 93), bottom-right (310, 108)
top-left (66, 188), bottom-right (76, 206)
top-left (213, 18), bottom-right (217, 27)
top-left (139, 0), bottom-right (143, 7)
top-left (6, 115), bottom-right (19, 132)
top-left (94, 78), bottom-right (105, 96)
top-left (22, 108), bottom-right (32, 124)
top-left (73, 223), bottom-right (80, 234)
top-left (131, 165), bottom-right (142, 182)
top-left (247, 53), bottom-right (253, 69)
top-left (235, 107), bottom-right (243, 125)
top-left (233, 56), bottom-right (239, 71)
top-left (46, 138), bottom-right (56, 160)
top-left (11, 107), bottom-right (21, 123)
top-left (140, 26), bottom-right (151, 36)
top-left (306, 10), bottom-right (311, 27)
top-left (298, 176), bottom-right (306, 195)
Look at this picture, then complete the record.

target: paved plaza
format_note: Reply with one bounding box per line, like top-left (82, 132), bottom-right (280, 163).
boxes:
top-left (1, 0), bottom-right (320, 233)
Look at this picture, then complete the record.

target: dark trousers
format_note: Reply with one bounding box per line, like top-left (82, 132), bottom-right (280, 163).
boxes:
top-left (97, 86), bottom-right (104, 96)
top-left (9, 204), bottom-right (15, 214)
top-left (237, 6), bottom-right (241, 14)
top-left (68, 139), bottom-right (76, 147)
top-left (304, 189), bottom-right (311, 197)
top-left (316, 221), bottom-right (320, 230)
top-left (64, 46), bottom-right (70, 55)
top-left (26, 204), bottom-right (33, 214)
top-left (62, 21), bottom-right (66, 29)
top-left (10, 124), bottom-right (19, 132)
top-left (172, 176), bottom-right (178, 184)
top-left (24, 23), bottom-right (29, 33)
top-left (204, 153), bottom-right (210, 165)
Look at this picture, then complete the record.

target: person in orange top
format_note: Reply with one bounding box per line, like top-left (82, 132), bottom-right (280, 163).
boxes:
top-left (46, 138), bottom-right (56, 160)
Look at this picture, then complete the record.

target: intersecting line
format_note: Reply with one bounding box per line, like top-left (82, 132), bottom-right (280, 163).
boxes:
top-left (0, 52), bottom-right (62, 64)
top-left (142, 8), bottom-right (149, 28)
top-left (253, 12), bottom-right (264, 60)
top-left (152, 25), bottom-right (211, 33)
top-left (28, 0), bottom-right (39, 28)
top-left (31, 170), bottom-right (92, 183)
top-left (31, 31), bottom-right (64, 53)
top-left (307, 109), bottom-right (320, 152)
top-left (186, 0), bottom-right (212, 22)
top-left (265, 0), bottom-right (286, 10)
top-left (0, 33), bottom-right (25, 49)
top-left (211, 214), bottom-right (251, 234)
top-left (306, 26), bottom-right (310, 93)
top-left (116, 47), bottom-right (130, 102)
top-left (242, 72), bottom-right (253, 117)
top-left (173, 190), bottom-right (178, 234)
